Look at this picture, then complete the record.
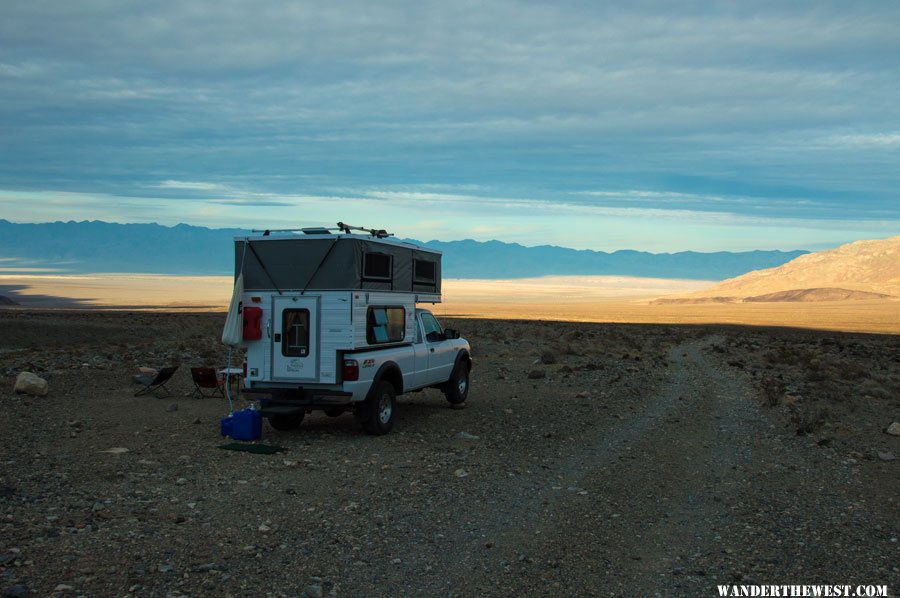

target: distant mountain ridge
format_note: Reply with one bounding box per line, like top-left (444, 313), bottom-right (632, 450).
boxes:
top-left (654, 235), bottom-right (900, 303)
top-left (0, 219), bottom-right (808, 280)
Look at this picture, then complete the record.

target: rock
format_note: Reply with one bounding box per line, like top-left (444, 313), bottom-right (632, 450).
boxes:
top-left (575, 391), bottom-right (590, 398)
top-left (258, 524), bottom-right (271, 532)
top-left (3, 585), bottom-right (27, 598)
top-left (158, 564), bottom-right (174, 573)
top-left (539, 352), bottom-right (557, 365)
top-left (877, 451), bottom-right (896, 462)
top-left (527, 370), bottom-right (546, 380)
top-left (138, 367), bottom-right (158, 376)
top-left (886, 422), bottom-right (900, 436)
top-left (102, 447), bottom-right (129, 454)
top-left (304, 585), bottom-right (324, 598)
top-left (175, 477), bottom-right (188, 485)
top-left (456, 431), bottom-right (480, 441)
top-left (166, 403), bottom-right (179, 412)
top-left (454, 468), bottom-right (468, 478)
top-left (53, 585), bottom-right (74, 592)
top-left (14, 372), bottom-right (48, 396)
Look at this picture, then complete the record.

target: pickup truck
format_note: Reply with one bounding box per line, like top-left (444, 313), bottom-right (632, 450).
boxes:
top-left (250, 308), bottom-right (472, 435)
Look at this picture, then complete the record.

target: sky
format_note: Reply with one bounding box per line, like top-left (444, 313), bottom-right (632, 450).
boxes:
top-left (0, 0), bottom-right (898, 252)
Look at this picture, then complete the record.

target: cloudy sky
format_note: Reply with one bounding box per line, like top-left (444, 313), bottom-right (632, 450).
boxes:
top-left (1, 0), bottom-right (898, 251)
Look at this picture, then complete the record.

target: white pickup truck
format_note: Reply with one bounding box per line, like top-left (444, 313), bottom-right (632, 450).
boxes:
top-left (245, 307), bottom-right (472, 435)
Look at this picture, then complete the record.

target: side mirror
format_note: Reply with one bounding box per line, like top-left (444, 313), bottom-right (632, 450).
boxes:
top-left (443, 328), bottom-right (460, 340)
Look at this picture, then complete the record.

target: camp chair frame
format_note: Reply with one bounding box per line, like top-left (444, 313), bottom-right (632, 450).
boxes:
top-left (133, 366), bottom-right (179, 398)
top-left (190, 366), bottom-right (226, 399)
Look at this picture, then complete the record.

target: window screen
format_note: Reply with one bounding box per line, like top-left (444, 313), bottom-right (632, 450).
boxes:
top-left (363, 253), bottom-right (392, 281)
top-left (367, 306), bottom-right (405, 344)
top-left (414, 259), bottom-right (436, 283)
top-left (282, 309), bottom-right (310, 357)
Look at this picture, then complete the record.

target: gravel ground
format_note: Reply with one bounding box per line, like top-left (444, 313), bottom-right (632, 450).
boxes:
top-left (0, 311), bottom-right (897, 596)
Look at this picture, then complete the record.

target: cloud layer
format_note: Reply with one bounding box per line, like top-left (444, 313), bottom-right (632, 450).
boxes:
top-left (1, 1), bottom-right (898, 249)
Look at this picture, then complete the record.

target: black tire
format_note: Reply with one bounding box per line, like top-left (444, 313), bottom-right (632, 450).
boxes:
top-left (267, 412), bottom-right (304, 431)
top-left (324, 407), bottom-right (344, 418)
top-left (444, 360), bottom-right (470, 405)
top-left (359, 381), bottom-right (396, 435)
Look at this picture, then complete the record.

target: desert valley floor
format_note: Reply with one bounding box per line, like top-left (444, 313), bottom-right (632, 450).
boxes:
top-left (0, 311), bottom-right (898, 596)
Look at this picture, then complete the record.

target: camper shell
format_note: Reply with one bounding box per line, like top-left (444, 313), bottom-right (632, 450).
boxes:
top-left (230, 226), bottom-right (471, 435)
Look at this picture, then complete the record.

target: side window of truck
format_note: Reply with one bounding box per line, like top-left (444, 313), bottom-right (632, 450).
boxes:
top-left (420, 312), bottom-right (444, 343)
top-left (282, 309), bottom-right (310, 357)
top-left (367, 306), bottom-right (405, 344)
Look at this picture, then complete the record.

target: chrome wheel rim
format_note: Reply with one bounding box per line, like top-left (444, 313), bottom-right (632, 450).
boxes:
top-left (378, 393), bottom-right (393, 424)
top-left (457, 373), bottom-right (468, 396)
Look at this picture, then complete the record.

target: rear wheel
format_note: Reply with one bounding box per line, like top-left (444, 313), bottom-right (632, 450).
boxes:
top-left (358, 381), bottom-right (396, 435)
top-left (444, 361), bottom-right (470, 405)
top-left (267, 412), bottom-right (304, 431)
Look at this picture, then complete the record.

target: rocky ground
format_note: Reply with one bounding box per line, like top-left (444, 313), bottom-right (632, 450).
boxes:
top-left (0, 310), bottom-right (897, 597)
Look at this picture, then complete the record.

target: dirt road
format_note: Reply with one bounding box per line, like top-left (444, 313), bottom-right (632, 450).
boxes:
top-left (0, 312), bottom-right (897, 596)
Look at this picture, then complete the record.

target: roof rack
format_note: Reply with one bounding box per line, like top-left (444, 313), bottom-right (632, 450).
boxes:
top-left (251, 222), bottom-right (393, 238)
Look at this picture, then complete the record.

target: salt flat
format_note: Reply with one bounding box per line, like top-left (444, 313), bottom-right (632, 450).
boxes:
top-left (1, 273), bottom-right (898, 333)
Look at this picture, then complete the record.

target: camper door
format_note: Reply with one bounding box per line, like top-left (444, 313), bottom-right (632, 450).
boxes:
top-left (272, 296), bottom-right (319, 381)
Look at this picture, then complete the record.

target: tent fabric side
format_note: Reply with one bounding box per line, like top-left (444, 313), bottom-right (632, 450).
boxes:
top-left (235, 237), bottom-right (441, 293)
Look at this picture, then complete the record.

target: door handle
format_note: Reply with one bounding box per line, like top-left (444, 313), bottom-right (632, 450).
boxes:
top-left (274, 333), bottom-right (281, 342)
top-left (429, 348), bottom-right (434, 353)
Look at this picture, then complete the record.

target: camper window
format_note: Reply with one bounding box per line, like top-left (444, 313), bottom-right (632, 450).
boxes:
top-left (282, 309), bottom-right (310, 357)
top-left (414, 259), bottom-right (436, 284)
top-left (367, 306), bottom-right (405, 344)
top-left (363, 252), bottom-right (392, 281)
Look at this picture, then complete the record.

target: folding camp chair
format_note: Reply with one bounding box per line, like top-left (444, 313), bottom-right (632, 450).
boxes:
top-left (190, 367), bottom-right (226, 399)
top-left (133, 366), bottom-right (179, 397)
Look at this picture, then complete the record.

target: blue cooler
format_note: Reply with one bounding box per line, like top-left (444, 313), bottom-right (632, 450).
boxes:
top-left (220, 415), bottom-right (234, 437)
top-left (230, 408), bottom-right (262, 441)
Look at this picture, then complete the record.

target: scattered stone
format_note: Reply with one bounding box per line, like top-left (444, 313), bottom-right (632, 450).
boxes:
top-left (138, 367), bottom-right (157, 376)
top-left (454, 469), bottom-right (469, 478)
top-left (886, 422), bottom-right (900, 437)
top-left (457, 431), bottom-right (480, 441)
top-left (158, 564), bottom-right (174, 573)
top-left (258, 524), bottom-right (271, 532)
top-left (877, 452), bottom-right (896, 462)
top-left (390, 558), bottom-right (402, 565)
top-left (304, 584), bottom-right (324, 598)
top-left (2, 585), bottom-right (27, 598)
top-left (193, 417), bottom-right (202, 424)
top-left (166, 403), bottom-right (179, 412)
top-left (14, 372), bottom-right (48, 396)
top-left (175, 477), bottom-right (188, 485)
top-left (102, 447), bottom-right (129, 454)
top-left (575, 391), bottom-right (590, 398)
top-left (53, 585), bottom-right (74, 592)
top-left (539, 352), bottom-right (557, 365)
top-left (527, 370), bottom-right (546, 380)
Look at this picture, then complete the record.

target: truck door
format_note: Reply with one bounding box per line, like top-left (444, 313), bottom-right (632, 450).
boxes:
top-left (419, 311), bottom-right (456, 386)
top-left (272, 296), bottom-right (319, 381)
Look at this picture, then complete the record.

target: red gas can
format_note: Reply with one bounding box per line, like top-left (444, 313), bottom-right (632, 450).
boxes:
top-left (242, 306), bottom-right (263, 340)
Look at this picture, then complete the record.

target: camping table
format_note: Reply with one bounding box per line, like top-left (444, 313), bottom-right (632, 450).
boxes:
top-left (218, 367), bottom-right (243, 394)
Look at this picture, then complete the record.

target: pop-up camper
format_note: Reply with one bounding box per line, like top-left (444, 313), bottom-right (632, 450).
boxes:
top-left (224, 223), bottom-right (471, 435)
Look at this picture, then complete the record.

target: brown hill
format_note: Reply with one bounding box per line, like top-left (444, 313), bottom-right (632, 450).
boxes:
top-left (742, 287), bottom-right (892, 303)
top-left (655, 236), bottom-right (900, 303)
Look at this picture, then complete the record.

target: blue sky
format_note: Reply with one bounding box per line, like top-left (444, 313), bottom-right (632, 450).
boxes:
top-left (0, 1), bottom-right (897, 251)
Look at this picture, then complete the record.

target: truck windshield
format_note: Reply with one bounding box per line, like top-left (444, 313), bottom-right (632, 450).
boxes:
top-left (420, 312), bottom-right (444, 342)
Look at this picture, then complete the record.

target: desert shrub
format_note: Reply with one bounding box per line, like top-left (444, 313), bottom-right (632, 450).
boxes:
top-left (760, 377), bottom-right (786, 407)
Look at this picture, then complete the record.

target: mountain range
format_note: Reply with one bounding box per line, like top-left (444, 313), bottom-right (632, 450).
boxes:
top-left (654, 235), bottom-right (900, 303)
top-left (0, 219), bottom-right (808, 281)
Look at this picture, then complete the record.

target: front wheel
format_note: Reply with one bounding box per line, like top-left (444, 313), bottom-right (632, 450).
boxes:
top-left (358, 381), bottom-right (397, 435)
top-left (444, 361), bottom-right (470, 405)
